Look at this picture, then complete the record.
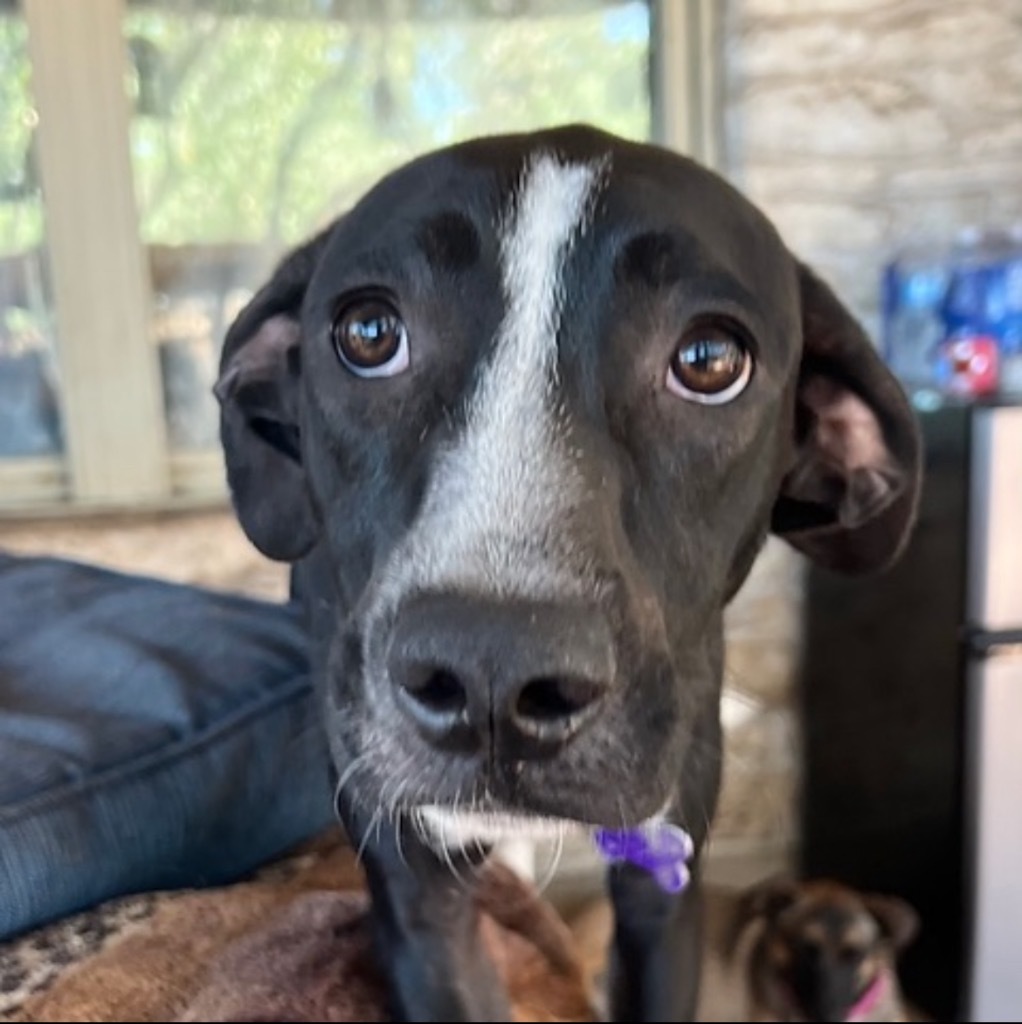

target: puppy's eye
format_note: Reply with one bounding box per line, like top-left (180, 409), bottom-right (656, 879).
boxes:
top-left (667, 323), bottom-right (752, 404)
top-left (332, 298), bottom-right (409, 378)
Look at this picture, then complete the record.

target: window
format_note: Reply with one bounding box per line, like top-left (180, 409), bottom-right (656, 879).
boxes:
top-left (1, 0), bottom-right (718, 512)
top-left (0, 11), bottom-right (63, 501)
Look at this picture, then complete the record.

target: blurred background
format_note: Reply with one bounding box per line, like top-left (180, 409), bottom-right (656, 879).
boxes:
top-left (1, 2), bottom-right (1020, 1020)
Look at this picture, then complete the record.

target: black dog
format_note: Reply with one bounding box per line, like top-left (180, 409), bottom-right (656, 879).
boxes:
top-left (215, 125), bottom-right (921, 1022)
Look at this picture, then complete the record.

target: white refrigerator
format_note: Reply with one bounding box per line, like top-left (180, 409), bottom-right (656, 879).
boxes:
top-left (965, 405), bottom-right (1022, 1023)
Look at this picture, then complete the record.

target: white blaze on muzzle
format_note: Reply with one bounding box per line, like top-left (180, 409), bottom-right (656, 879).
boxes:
top-left (381, 153), bottom-right (606, 602)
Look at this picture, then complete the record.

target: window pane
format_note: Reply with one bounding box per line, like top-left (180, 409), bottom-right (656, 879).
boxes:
top-left (124, 0), bottom-right (651, 452)
top-left (0, 8), bottom-right (63, 459)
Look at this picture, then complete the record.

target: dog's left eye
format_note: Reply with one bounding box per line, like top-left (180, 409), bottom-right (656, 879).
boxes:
top-left (332, 297), bottom-right (410, 378)
top-left (667, 323), bottom-right (752, 405)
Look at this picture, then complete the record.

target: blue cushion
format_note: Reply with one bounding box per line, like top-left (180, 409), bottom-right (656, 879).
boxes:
top-left (0, 554), bottom-right (333, 939)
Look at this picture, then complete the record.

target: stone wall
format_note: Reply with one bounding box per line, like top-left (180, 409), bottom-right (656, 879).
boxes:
top-left (710, 0), bottom-right (1022, 878)
top-left (722, 0), bottom-right (1022, 339)
top-left (711, 540), bottom-right (804, 882)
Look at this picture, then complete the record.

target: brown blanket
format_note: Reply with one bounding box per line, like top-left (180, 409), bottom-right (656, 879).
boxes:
top-left (10, 831), bottom-right (597, 1023)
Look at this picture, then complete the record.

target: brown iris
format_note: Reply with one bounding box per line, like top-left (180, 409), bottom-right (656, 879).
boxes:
top-left (332, 298), bottom-right (409, 377)
top-left (668, 323), bottom-right (752, 404)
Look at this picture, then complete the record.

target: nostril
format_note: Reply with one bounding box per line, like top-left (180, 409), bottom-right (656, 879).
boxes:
top-left (393, 661), bottom-right (472, 744)
top-left (405, 667), bottom-right (467, 717)
top-left (514, 675), bottom-right (605, 727)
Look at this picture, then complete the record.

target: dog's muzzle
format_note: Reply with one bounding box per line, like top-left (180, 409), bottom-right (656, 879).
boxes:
top-left (384, 592), bottom-right (616, 760)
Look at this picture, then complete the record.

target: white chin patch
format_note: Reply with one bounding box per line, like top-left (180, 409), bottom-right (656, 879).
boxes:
top-left (415, 805), bottom-right (583, 849)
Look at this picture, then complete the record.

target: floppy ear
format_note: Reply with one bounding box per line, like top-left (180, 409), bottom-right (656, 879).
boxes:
top-left (771, 264), bottom-right (923, 574)
top-left (862, 893), bottom-right (919, 952)
top-left (725, 875), bottom-right (800, 958)
top-left (214, 228), bottom-right (331, 561)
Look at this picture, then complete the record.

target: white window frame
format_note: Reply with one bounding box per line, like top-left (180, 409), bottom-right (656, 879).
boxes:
top-left (0, 0), bottom-right (721, 515)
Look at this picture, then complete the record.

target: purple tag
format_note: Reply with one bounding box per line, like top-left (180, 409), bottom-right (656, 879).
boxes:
top-left (593, 822), bottom-right (694, 893)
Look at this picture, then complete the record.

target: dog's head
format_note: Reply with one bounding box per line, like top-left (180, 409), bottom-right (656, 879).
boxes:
top-left (730, 876), bottom-right (919, 1022)
top-left (215, 125), bottom-right (920, 841)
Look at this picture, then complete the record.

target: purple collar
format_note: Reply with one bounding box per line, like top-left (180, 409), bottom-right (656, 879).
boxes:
top-left (593, 822), bottom-right (694, 893)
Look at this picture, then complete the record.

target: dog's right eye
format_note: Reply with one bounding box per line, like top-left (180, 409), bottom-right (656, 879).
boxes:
top-left (332, 297), bottom-right (409, 378)
top-left (667, 321), bottom-right (752, 405)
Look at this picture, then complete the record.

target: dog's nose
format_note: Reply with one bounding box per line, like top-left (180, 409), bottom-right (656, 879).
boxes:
top-left (386, 594), bottom-right (614, 757)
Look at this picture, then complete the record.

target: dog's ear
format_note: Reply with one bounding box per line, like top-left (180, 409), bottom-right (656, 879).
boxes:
top-left (214, 228), bottom-right (331, 561)
top-left (736, 875), bottom-right (800, 922)
top-left (862, 893), bottom-right (919, 952)
top-left (771, 264), bottom-right (922, 574)
top-left (724, 875), bottom-right (800, 958)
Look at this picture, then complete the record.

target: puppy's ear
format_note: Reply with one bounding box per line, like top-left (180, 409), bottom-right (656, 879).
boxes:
top-left (725, 875), bottom-right (800, 958)
top-left (215, 228), bottom-right (330, 561)
top-left (736, 875), bottom-right (800, 922)
top-left (771, 264), bottom-right (922, 574)
top-left (862, 893), bottom-right (919, 952)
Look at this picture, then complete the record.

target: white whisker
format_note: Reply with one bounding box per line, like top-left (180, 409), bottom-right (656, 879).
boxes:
top-left (534, 825), bottom-right (567, 896)
top-left (355, 805), bottom-right (382, 865)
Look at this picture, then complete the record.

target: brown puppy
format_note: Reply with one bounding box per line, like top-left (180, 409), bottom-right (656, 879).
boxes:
top-left (727, 876), bottom-right (919, 1022)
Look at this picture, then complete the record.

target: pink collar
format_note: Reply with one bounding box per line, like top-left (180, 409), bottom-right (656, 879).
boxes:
top-left (846, 971), bottom-right (887, 1022)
